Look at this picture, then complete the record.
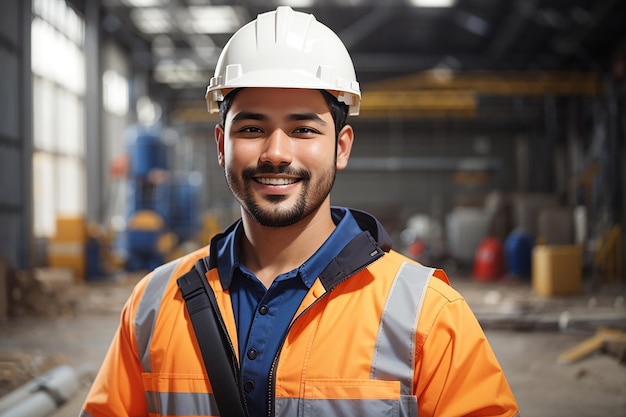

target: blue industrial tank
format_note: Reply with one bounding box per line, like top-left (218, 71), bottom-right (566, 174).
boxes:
top-left (126, 126), bottom-right (167, 178)
top-left (154, 173), bottom-right (201, 242)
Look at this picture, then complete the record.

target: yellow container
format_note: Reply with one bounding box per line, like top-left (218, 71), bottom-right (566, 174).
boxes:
top-left (55, 216), bottom-right (88, 243)
top-left (532, 245), bottom-right (583, 296)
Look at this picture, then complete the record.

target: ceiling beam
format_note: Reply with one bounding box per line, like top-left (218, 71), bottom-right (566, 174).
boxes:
top-left (487, 0), bottom-right (539, 61)
top-left (338, 5), bottom-right (398, 49)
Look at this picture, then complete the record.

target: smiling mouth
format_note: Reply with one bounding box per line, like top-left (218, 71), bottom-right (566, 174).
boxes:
top-left (254, 177), bottom-right (300, 186)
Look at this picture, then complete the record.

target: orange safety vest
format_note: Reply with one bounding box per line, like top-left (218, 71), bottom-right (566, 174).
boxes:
top-left (81, 211), bottom-right (519, 417)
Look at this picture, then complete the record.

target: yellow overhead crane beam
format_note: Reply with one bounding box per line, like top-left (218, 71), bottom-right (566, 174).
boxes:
top-left (358, 70), bottom-right (601, 119)
top-left (359, 89), bottom-right (477, 118)
top-left (170, 71), bottom-right (602, 122)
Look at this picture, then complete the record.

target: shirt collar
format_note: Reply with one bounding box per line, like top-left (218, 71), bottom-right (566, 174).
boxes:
top-left (215, 207), bottom-right (362, 290)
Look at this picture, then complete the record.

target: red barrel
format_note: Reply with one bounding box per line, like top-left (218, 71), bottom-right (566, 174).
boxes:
top-left (473, 237), bottom-right (504, 282)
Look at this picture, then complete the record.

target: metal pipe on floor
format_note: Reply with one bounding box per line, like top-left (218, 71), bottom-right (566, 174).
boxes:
top-left (0, 364), bottom-right (79, 417)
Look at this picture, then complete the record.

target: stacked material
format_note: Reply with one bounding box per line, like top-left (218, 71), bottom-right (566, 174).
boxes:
top-left (47, 216), bottom-right (87, 282)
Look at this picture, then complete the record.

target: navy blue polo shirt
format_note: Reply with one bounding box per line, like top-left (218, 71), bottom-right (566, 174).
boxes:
top-left (215, 208), bottom-right (362, 417)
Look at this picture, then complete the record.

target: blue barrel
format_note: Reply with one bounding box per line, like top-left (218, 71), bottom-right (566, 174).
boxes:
top-left (86, 237), bottom-right (106, 280)
top-left (504, 229), bottom-right (534, 277)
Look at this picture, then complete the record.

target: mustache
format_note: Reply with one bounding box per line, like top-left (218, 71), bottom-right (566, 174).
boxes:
top-left (242, 164), bottom-right (311, 180)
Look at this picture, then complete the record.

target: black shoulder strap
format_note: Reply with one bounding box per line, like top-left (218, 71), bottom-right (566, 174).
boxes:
top-left (177, 259), bottom-right (247, 417)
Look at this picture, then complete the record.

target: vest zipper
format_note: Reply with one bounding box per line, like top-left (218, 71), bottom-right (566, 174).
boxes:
top-left (265, 255), bottom-right (384, 417)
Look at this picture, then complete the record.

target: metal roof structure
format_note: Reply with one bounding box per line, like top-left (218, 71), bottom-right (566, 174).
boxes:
top-left (79, 0), bottom-right (626, 119)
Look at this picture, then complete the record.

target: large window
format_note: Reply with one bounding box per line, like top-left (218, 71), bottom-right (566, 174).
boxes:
top-left (31, 0), bottom-right (86, 236)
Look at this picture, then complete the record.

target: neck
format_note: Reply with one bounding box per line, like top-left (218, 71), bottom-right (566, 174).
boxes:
top-left (239, 202), bottom-right (336, 287)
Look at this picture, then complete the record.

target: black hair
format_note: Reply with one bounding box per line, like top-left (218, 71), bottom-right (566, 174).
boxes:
top-left (218, 88), bottom-right (242, 127)
top-left (320, 90), bottom-right (350, 138)
top-left (218, 88), bottom-right (350, 139)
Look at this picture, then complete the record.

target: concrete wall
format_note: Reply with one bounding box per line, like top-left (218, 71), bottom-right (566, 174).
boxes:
top-left (334, 118), bottom-right (522, 216)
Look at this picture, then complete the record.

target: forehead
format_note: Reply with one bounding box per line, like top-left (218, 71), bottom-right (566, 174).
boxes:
top-left (228, 88), bottom-right (330, 117)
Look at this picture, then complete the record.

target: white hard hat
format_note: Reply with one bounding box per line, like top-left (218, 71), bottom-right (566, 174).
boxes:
top-left (206, 6), bottom-right (361, 116)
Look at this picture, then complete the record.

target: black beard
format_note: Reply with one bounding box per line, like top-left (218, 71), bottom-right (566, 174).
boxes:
top-left (227, 162), bottom-right (335, 228)
top-left (241, 164), bottom-right (311, 227)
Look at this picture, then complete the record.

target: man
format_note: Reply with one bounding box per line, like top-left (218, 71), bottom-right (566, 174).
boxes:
top-left (80, 6), bottom-right (519, 417)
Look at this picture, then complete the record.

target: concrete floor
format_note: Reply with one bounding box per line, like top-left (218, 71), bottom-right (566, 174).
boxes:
top-left (1, 273), bottom-right (625, 417)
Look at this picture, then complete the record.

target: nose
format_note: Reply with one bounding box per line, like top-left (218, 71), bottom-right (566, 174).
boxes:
top-left (260, 129), bottom-right (292, 167)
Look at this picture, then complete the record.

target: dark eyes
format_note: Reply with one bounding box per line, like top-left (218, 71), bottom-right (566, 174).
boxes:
top-left (293, 127), bottom-right (320, 135)
top-left (236, 126), bottom-right (321, 135)
top-left (238, 126), bottom-right (263, 133)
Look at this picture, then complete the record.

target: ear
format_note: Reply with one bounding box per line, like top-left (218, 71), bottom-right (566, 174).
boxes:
top-left (215, 123), bottom-right (225, 167)
top-left (335, 124), bottom-right (354, 171)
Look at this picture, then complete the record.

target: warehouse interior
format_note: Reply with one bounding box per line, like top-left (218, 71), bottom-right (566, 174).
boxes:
top-left (0, 0), bottom-right (625, 416)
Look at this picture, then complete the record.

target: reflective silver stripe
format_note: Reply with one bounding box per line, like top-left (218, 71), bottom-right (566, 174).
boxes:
top-left (135, 259), bottom-right (182, 373)
top-left (134, 261), bottom-right (219, 416)
top-left (78, 411), bottom-right (93, 417)
top-left (274, 263), bottom-right (430, 417)
top-left (371, 262), bottom-right (432, 396)
top-left (145, 391), bottom-right (219, 416)
top-left (276, 397), bottom-right (399, 416)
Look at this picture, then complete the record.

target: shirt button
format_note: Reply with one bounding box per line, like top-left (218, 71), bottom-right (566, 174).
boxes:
top-left (244, 380), bottom-right (255, 393)
top-left (259, 305), bottom-right (269, 315)
top-left (247, 348), bottom-right (258, 360)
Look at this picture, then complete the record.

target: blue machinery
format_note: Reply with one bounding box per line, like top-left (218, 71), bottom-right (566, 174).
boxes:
top-left (123, 125), bottom-right (200, 271)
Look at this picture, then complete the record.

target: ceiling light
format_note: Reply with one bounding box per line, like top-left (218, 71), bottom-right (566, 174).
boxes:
top-left (183, 6), bottom-right (247, 34)
top-left (453, 10), bottom-right (489, 36)
top-left (409, 0), bottom-right (457, 7)
top-left (152, 34), bottom-right (175, 57)
top-left (154, 59), bottom-right (208, 87)
top-left (276, 0), bottom-right (315, 7)
top-left (188, 34), bottom-right (217, 58)
top-left (122, 0), bottom-right (167, 7)
top-left (131, 8), bottom-right (172, 34)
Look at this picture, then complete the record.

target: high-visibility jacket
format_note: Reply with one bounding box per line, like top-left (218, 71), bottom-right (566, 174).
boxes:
top-left (80, 209), bottom-right (519, 417)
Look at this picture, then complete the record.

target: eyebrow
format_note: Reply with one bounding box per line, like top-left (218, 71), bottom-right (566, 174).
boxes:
top-left (287, 112), bottom-right (327, 125)
top-left (230, 111), bottom-right (327, 126)
top-left (231, 111), bottom-right (266, 123)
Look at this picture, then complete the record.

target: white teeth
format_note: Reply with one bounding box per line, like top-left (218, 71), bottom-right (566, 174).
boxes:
top-left (256, 177), bottom-right (297, 185)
